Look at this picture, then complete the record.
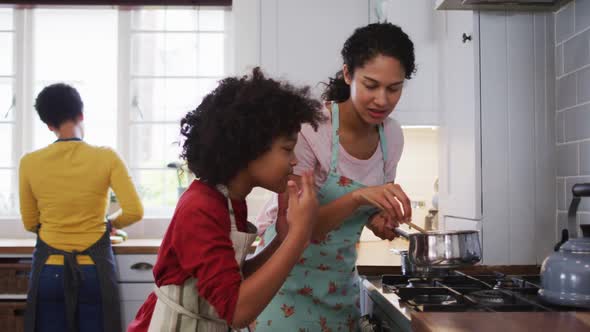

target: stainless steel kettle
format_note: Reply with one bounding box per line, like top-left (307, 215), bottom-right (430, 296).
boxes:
top-left (539, 183), bottom-right (590, 308)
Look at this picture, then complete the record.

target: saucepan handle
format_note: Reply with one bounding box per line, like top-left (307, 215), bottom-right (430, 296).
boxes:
top-left (394, 228), bottom-right (410, 239)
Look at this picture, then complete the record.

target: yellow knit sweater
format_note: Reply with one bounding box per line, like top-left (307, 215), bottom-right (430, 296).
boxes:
top-left (19, 140), bottom-right (143, 265)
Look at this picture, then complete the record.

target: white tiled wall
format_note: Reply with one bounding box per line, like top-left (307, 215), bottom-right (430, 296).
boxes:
top-left (555, 0), bottom-right (590, 235)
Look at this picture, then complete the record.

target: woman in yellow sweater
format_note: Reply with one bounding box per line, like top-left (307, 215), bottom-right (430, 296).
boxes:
top-left (19, 83), bottom-right (143, 332)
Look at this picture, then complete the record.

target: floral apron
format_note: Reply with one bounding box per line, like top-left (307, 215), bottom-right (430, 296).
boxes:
top-left (254, 103), bottom-right (387, 332)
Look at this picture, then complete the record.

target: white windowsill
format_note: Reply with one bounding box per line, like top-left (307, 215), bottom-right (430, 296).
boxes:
top-left (0, 217), bottom-right (173, 239)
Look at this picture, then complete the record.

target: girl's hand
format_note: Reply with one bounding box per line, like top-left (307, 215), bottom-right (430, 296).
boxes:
top-left (367, 212), bottom-right (399, 241)
top-left (353, 183), bottom-right (411, 223)
top-left (285, 171), bottom-right (318, 241)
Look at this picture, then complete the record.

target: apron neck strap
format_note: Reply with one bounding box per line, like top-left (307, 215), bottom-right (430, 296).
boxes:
top-left (330, 102), bottom-right (388, 175)
top-left (216, 184), bottom-right (238, 232)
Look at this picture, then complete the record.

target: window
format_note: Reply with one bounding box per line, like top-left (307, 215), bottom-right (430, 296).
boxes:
top-left (0, 8), bottom-right (15, 216)
top-left (32, 8), bottom-right (118, 149)
top-left (128, 8), bottom-right (225, 216)
top-left (2, 6), bottom-right (230, 218)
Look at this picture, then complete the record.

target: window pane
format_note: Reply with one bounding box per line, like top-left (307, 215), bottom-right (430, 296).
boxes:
top-left (132, 8), bottom-right (198, 31)
top-left (132, 169), bottom-right (178, 216)
top-left (0, 169), bottom-right (17, 216)
top-left (33, 113), bottom-right (56, 150)
top-left (198, 9), bottom-right (224, 31)
top-left (0, 124), bottom-right (12, 167)
top-left (32, 81), bottom-right (118, 150)
top-left (0, 8), bottom-right (13, 30)
top-left (129, 124), bottom-right (182, 168)
top-left (197, 33), bottom-right (224, 76)
top-left (131, 78), bottom-right (217, 121)
top-left (33, 9), bottom-right (117, 150)
top-left (0, 78), bottom-right (14, 121)
top-left (34, 9), bottom-right (117, 81)
top-left (132, 33), bottom-right (199, 76)
top-left (0, 32), bottom-right (13, 75)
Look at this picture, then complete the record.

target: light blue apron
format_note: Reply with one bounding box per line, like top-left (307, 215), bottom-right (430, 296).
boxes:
top-left (254, 103), bottom-right (387, 332)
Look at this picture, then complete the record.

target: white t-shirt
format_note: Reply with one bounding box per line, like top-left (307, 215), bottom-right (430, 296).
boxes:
top-left (255, 106), bottom-right (404, 234)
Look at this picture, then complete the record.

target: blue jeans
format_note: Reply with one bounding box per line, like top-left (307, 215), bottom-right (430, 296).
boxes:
top-left (35, 265), bottom-right (104, 332)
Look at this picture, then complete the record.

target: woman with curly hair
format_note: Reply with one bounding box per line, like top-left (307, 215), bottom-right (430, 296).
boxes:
top-left (128, 67), bottom-right (324, 332)
top-left (254, 23), bottom-right (416, 331)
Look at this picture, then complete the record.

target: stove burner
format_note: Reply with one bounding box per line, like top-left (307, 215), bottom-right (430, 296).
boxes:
top-left (411, 294), bottom-right (458, 306)
top-left (407, 278), bottom-right (434, 288)
top-left (493, 279), bottom-right (516, 289)
top-left (469, 290), bottom-right (505, 304)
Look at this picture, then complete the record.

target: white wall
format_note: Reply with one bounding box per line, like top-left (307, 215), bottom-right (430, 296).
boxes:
top-left (231, 0), bottom-right (262, 75)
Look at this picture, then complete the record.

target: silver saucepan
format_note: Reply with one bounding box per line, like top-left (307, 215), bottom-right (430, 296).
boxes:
top-left (394, 228), bottom-right (482, 268)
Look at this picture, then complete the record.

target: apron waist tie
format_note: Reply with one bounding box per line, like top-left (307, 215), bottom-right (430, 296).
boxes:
top-left (153, 286), bottom-right (228, 325)
top-left (59, 249), bottom-right (87, 332)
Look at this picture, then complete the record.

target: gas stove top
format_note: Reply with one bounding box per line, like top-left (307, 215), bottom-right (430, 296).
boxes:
top-left (360, 271), bottom-right (590, 332)
top-left (381, 271), bottom-right (585, 313)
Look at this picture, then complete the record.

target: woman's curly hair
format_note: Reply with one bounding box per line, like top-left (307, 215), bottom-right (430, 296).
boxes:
top-left (180, 67), bottom-right (325, 185)
top-left (322, 22), bottom-right (416, 102)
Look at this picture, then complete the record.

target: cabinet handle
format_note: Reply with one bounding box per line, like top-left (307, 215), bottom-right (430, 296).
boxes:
top-left (462, 33), bottom-right (472, 43)
top-left (130, 262), bottom-right (153, 271)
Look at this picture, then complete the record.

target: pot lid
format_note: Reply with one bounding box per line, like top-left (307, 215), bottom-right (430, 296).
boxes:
top-left (560, 238), bottom-right (590, 253)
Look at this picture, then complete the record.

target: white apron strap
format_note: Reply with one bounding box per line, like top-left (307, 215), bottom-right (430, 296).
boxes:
top-left (154, 286), bottom-right (227, 325)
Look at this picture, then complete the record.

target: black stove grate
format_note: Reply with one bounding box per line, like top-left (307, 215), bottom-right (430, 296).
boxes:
top-left (381, 271), bottom-right (588, 313)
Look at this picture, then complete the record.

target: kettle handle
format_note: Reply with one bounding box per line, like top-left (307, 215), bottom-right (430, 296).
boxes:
top-left (567, 183), bottom-right (590, 239)
top-left (554, 229), bottom-right (569, 252)
top-left (572, 183), bottom-right (590, 197)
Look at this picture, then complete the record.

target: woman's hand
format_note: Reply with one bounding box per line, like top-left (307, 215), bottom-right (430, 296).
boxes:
top-left (367, 212), bottom-right (399, 241)
top-left (352, 183), bottom-right (412, 223)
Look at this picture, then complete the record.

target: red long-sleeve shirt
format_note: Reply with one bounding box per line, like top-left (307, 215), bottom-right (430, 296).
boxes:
top-left (127, 180), bottom-right (248, 331)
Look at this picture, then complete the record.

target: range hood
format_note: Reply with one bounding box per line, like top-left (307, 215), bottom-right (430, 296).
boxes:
top-left (436, 0), bottom-right (573, 11)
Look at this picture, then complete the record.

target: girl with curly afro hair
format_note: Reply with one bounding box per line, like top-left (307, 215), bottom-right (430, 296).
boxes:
top-left (254, 23), bottom-right (416, 331)
top-left (128, 68), bottom-right (325, 332)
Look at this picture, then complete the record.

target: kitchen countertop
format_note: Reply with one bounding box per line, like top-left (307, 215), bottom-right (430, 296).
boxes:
top-left (411, 312), bottom-right (590, 332)
top-left (0, 238), bottom-right (409, 262)
top-left (0, 238), bottom-right (162, 255)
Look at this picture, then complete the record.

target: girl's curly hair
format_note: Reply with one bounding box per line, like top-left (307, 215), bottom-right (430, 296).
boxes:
top-left (322, 22), bottom-right (416, 102)
top-left (180, 67), bottom-right (325, 185)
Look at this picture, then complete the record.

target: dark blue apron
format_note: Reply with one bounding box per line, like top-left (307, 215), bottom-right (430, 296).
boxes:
top-left (24, 223), bottom-right (121, 332)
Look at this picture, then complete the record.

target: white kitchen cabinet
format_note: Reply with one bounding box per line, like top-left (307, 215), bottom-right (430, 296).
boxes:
top-left (437, 11), bottom-right (556, 265)
top-left (369, 0), bottom-right (440, 126)
top-left (119, 283), bottom-right (154, 329)
top-left (437, 11), bottom-right (482, 222)
top-left (116, 254), bottom-right (156, 330)
top-left (260, 0), bottom-right (369, 97)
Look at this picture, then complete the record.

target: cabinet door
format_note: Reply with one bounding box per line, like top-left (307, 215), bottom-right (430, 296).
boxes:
top-left (119, 283), bottom-right (154, 330)
top-left (437, 11), bottom-right (482, 221)
top-left (369, 0), bottom-right (439, 125)
top-left (260, 0), bottom-right (369, 96)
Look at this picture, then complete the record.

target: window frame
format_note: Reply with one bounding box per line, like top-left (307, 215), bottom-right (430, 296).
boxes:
top-left (2, 5), bottom-right (232, 220)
